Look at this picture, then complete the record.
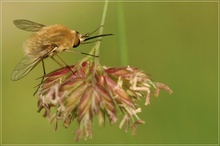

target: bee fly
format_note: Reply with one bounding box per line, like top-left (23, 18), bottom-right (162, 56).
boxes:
top-left (11, 19), bottom-right (112, 81)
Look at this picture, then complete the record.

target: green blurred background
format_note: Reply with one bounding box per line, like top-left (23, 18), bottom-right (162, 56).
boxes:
top-left (1, 1), bottom-right (218, 145)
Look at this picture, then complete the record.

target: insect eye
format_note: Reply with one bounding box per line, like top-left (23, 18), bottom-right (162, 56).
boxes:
top-left (73, 37), bottom-right (80, 48)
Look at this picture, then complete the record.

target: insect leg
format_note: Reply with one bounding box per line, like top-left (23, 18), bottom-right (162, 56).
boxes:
top-left (33, 60), bottom-right (46, 96)
top-left (52, 54), bottom-right (75, 74)
top-left (51, 56), bottom-right (63, 68)
top-left (64, 50), bottom-right (99, 57)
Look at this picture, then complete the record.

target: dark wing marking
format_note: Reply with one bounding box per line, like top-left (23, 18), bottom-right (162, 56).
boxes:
top-left (13, 19), bottom-right (46, 32)
top-left (11, 55), bottom-right (43, 81)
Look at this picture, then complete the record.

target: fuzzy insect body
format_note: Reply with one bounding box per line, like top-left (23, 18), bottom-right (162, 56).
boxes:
top-left (11, 19), bottom-right (112, 81)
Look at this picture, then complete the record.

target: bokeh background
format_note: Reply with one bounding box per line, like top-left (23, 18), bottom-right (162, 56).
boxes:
top-left (1, 1), bottom-right (218, 145)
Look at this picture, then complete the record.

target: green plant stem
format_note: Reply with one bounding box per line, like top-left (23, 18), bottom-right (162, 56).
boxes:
top-left (117, 2), bottom-right (128, 66)
top-left (90, 0), bottom-right (109, 84)
top-left (82, 0), bottom-right (108, 65)
top-left (92, 0), bottom-right (109, 57)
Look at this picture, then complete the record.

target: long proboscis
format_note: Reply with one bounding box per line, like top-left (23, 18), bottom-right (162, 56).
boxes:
top-left (84, 34), bottom-right (113, 42)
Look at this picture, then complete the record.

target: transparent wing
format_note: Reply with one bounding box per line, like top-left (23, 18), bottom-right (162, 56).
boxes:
top-left (13, 19), bottom-right (46, 32)
top-left (11, 55), bottom-right (43, 81)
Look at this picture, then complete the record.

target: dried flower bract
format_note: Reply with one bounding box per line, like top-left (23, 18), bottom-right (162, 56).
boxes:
top-left (36, 55), bottom-right (172, 141)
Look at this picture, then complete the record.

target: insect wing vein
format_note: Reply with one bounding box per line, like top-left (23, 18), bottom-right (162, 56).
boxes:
top-left (13, 19), bottom-right (46, 32)
top-left (11, 55), bottom-right (42, 81)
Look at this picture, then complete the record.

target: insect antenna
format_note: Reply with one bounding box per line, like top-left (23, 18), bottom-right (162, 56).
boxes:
top-left (81, 39), bottom-right (101, 45)
top-left (84, 25), bottom-right (104, 37)
top-left (84, 33), bottom-right (113, 42)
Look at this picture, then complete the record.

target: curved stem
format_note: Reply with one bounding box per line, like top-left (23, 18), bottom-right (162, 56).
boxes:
top-left (90, 0), bottom-right (109, 57)
top-left (79, 0), bottom-right (109, 67)
top-left (88, 0), bottom-right (109, 84)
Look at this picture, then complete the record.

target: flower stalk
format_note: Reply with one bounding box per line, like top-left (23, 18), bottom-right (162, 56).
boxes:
top-left (36, 0), bottom-right (173, 141)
